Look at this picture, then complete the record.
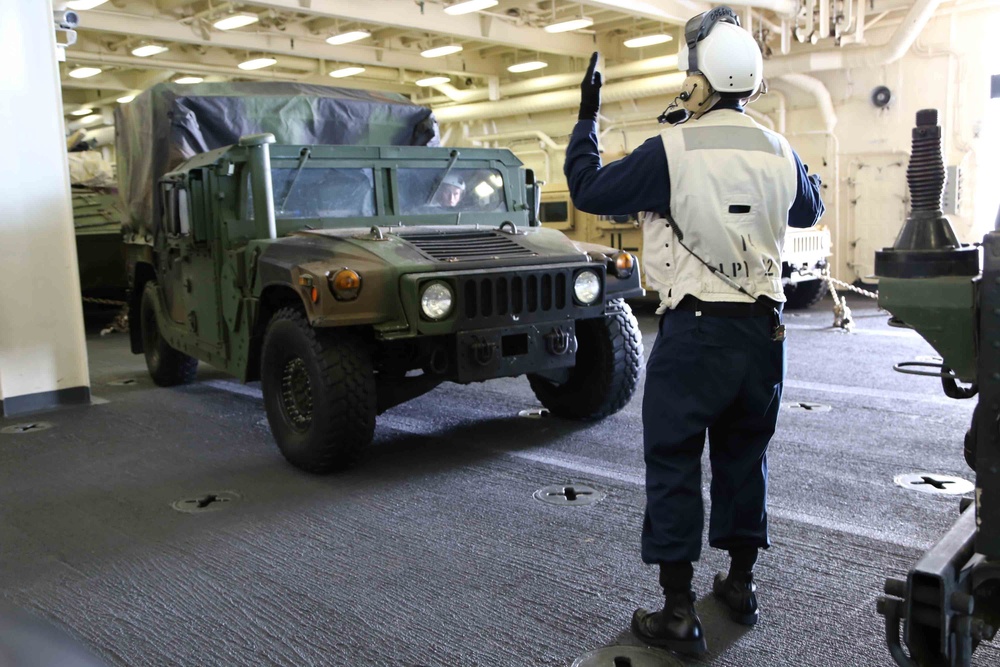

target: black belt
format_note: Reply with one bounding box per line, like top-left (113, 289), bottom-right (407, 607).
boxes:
top-left (675, 295), bottom-right (779, 317)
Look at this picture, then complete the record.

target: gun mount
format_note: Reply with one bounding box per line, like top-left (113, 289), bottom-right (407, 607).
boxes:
top-left (874, 109), bottom-right (1000, 667)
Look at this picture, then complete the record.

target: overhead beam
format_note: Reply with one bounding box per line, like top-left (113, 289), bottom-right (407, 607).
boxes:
top-left (240, 0), bottom-right (598, 57)
top-left (77, 8), bottom-right (500, 77)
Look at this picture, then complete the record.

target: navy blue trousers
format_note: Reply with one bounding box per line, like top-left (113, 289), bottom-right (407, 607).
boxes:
top-left (641, 307), bottom-right (785, 564)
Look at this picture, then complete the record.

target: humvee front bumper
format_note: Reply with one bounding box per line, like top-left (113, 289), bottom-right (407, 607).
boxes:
top-left (455, 321), bottom-right (576, 383)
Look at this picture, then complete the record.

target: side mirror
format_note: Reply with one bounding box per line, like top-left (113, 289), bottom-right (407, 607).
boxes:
top-left (525, 168), bottom-right (543, 226)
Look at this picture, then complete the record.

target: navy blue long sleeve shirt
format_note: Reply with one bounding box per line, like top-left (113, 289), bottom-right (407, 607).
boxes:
top-left (563, 108), bottom-right (825, 228)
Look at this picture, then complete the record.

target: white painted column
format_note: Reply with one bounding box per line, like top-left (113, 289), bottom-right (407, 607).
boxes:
top-left (0, 0), bottom-right (90, 416)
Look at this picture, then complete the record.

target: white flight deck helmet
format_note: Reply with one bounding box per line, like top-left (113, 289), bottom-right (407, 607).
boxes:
top-left (661, 7), bottom-right (764, 123)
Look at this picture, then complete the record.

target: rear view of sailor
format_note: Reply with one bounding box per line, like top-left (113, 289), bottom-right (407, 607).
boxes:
top-left (564, 7), bottom-right (825, 655)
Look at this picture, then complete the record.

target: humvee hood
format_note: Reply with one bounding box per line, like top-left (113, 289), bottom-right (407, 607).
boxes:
top-left (295, 225), bottom-right (597, 268)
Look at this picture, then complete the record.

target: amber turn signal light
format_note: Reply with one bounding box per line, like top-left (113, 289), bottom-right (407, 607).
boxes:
top-left (328, 268), bottom-right (362, 301)
top-left (613, 251), bottom-right (635, 279)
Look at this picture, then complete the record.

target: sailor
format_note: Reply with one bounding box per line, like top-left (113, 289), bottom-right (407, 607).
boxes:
top-left (435, 173), bottom-right (466, 208)
top-left (564, 7), bottom-right (825, 655)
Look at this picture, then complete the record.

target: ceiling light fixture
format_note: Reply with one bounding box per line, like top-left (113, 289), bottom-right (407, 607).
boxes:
top-left (421, 45), bottom-right (463, 58)
top-left (213, 13), bottom-right (259, 31)
top-left (329, 66), bottom-right (366, 78)
top-left (68, 67), bottom-right (102, 79)
top-left (415, 76), bottom-right (451, 86)
top-left (174, 76), bottom-right (204, 84)
top-left (325, 30), bottom-right (371, 45)
top-left (70, 108), bottom-right (94, 116)
top-left (238, 57), bottom-right (277, 70)
top-left (543, 17), bottom-right (594, 33)
top-left (623, 34), bottom-right (673, 48)
top-left (444, 0), bottom-right (498, 15)
top-left (507, 61), bottom-right (548, 73)
top-left (66, 0), bottom-right (108, 9)
top-left (131, 44), bottom-right (169, 57)
top-left (78, 114), bottom-right (103, 125)
top-left (116, 94), bottom-right (136, 104)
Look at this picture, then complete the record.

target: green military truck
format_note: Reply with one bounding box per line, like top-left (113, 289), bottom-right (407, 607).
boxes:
top-left (117, 83), bottom-right (644, 473)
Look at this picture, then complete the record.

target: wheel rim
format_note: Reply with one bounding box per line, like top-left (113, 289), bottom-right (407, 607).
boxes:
top-left (279, 357), bottom-right (313, 431)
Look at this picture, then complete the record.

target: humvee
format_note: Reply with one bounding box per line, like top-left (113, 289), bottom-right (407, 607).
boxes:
top-left (118, 83), bottom-right (644, 473)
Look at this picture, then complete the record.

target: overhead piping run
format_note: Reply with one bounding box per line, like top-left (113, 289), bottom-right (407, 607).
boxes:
top-left (472, 130), bottom-right (567, 151)
top-left (434, 72), bottom-right (688, 123)
top-left (765, 0), bottom-right (945, 76)
top-left (774, 73), bottom-right (837, 131)
top-left (424, 55), bottom-right (679, 106)
top-left (436, 0), bottom-right (941, 125)
top-left (722, 0), bottom-right (799, 17)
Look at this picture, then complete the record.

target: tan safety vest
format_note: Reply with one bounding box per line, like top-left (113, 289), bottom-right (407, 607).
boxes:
top-left (640, 110), bottom-right (798, 313)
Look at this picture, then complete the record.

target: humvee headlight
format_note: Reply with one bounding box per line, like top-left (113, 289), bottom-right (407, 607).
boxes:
top-left (328, 268), bottom-right (362, 301)
top-left (614, 251), bottom-right (635, 279)
top-left (420, 282), bottom-right (454, 320)
top-left (574, 270), bottom-right (601, 305)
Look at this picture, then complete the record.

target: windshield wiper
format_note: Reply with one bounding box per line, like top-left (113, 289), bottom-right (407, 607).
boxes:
top-left (278, 147), bottom-right (311, 213)
top-left (425, 149), bottom-right (460, 205)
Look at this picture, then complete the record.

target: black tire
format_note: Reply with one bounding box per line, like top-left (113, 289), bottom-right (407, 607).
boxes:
top-left (140, 281), bottom-right (198, 387)
top-left (260, 308), bottom-right (376, 473)
top-left (783, 278), bottom-right (826, 310)
top-left (527, 298), bottom-right (643, 420)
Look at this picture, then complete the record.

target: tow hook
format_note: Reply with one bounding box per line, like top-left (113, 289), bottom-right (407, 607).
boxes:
top-left (470, 337), bottom-right (497, 366)
top-left (545, 327), bottom-right (574, 356)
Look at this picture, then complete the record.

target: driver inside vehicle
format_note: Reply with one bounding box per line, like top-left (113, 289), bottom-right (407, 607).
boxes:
top-left (434, 174), bottom-right (465, 208)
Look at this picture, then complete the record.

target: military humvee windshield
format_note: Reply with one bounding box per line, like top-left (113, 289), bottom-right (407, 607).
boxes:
top-left (398, 167), bottom-right (507, 214)
top-left (269, 167), bottom-right (376, 219)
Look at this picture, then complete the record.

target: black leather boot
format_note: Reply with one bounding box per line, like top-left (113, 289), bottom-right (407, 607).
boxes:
top-left (631, 590), bottom-right (707, 656)
top-left (712, 572), bottom-right (759, 626)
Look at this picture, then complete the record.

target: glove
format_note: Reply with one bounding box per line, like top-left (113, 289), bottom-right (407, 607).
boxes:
top-left (579, 52), bottom-right (603, 122)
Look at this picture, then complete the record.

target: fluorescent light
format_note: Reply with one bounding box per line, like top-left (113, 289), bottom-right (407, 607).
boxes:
top-left (131, 44), bottom-right (169, 57)
top-left (213, 13), bottom-right (259, 30)
top-left (238, 57), bottom-right (277, 71)
top-left (66, 0), bottom-right (108, 9)
top-left (174, 76), bottom-right (203, 84)
top-left (116, 94), bottom-right (136, 104)
top-left (78, 114), bottom-right (103, 125)
top-left (68, 67), bottom-right (102, 79)
top-left (415, 76), bottom-right (451, 86)
top-left (329, 66), bottom-right (366, 78)
top-left (325, 30), bottom-right (371, 45)
top-left (543, 18), bottom-right (593, 33)
top-left (444, 0), bottom-right (498, 14)
top-left (624, 34), bottom-right (673, 48)
top-left (71, 108), bottom-right (93, 116)
top-left (421, 45), bottom-right (463, 58)
top-left (507, 61), bottom-right (548, 73)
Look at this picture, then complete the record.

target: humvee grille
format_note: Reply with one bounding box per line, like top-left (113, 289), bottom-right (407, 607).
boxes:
top-left (459, 270), bottom-right (572, 323)
top-left (403, 231), bottom-right (536, 262)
